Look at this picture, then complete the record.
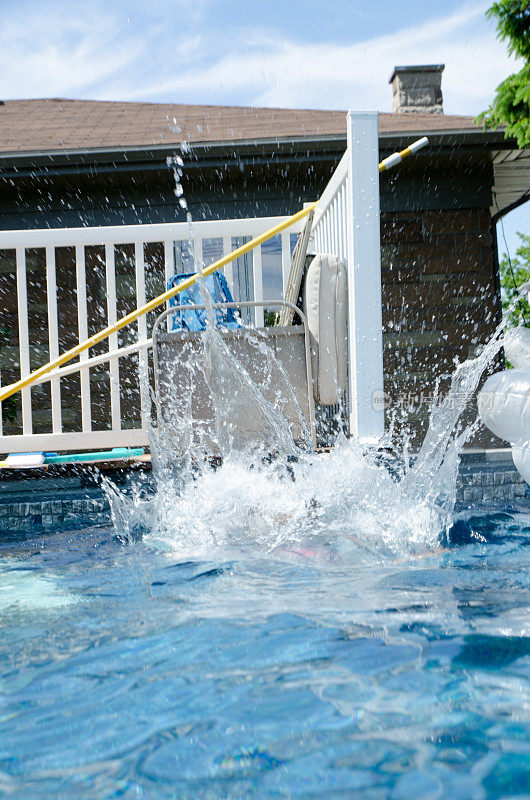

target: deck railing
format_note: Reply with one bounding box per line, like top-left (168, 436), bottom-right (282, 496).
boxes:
top-left (0, 111), bottom-right (400, 454)
top-left (311, 152), bottom-right (349, 264)
top-left (0, 217), bottom-right (302, 452)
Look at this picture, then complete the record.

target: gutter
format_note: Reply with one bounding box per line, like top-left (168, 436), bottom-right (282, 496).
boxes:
top-left (0, 129), bottom-right (516, 181)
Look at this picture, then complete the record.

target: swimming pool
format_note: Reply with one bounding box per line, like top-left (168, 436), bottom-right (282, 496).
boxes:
top-left (1, 506), bottom-right (530, 799)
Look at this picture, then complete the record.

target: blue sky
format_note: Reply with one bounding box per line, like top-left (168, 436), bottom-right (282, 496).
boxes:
top-left (1, 0), bottom-right (517, 112)
top-left (1, 0), bottom-right (528, 253)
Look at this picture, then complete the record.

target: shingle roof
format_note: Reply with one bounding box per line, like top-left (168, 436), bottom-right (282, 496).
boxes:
top-left (0, 98), bottom-right (483, 157)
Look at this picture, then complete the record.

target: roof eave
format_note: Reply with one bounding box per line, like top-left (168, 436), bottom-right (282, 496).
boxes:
top-left (0, 127), bottom-right (516, 168)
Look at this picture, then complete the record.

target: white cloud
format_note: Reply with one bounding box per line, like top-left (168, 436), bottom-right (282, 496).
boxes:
top-left (0, 0), bottom-right (209, 100)
top-left (121, 4), bottom-right (517, 114)
top-left (0, 0), bottom-right (518, 115)
top-left (0, 6), bottom-right (146, 99)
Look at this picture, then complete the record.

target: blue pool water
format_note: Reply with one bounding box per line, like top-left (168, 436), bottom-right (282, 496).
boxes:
top-left (1, 507), bottom-right (530, 800)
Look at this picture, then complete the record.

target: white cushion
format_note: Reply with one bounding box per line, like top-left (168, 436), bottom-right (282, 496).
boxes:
top-left (304, 254), bottom-right (347, 405)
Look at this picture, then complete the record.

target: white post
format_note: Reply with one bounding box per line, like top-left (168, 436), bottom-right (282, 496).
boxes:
top-left (75, 244), bottom-right (91, 433)
top-left (135, 242), bottom-right (149, 428)
top-left (222, 236), bottom-right (234, 296)
top-left (105, 243), bottom-right (121, 432)
top-left (46, 246), bottom-right (62, 434)
top-left (164, 239), bottom-right (174, 332)
top-left (16, 247), bottom-right (32, 436)
top-left (281, 232), bottom-right (290, 297)
top-left (163, 239), bottom-right (174, 288)
top-left (346, 111), bottom-right (384, 444)
top-left (252, 245), bottom-right (264, 327)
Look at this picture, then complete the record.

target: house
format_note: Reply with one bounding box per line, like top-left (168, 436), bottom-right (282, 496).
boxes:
top-left (0, 65), bottom-right (529, 448)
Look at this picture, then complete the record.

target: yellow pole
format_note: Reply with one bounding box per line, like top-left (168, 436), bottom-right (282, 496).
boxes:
top-left (0, 204), bottom-right (317, 404)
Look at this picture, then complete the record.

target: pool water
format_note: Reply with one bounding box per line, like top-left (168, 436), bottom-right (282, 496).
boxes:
top-left (1, 507), bottom-right (530, 799)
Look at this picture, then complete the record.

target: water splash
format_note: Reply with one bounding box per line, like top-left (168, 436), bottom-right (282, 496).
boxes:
top-left (107, 160), bottom-right (523, 560)
top-left (107, 307), bottom-right (509, 561)
top-left (117, 294), bottom-right (516, 558)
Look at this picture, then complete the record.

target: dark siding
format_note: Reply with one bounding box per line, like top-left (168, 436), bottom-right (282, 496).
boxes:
top-left (0, 149), bottom-right (493, 230)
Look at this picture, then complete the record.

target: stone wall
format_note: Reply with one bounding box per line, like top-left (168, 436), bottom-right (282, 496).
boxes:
top-left (380, 206), bottom-right (502, 449)
top-left (0, 468), bottom-right (132, 533)
top-left (1, 496), bottom-right (111, 532)
top-left (457, 463), bottom-right (528, 505)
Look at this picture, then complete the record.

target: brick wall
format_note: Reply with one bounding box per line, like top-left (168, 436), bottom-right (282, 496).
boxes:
top-left (381, 207), bottom-right (502, 448)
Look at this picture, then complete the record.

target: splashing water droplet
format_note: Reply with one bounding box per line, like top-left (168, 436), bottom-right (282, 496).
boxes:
top-left (104, 169), bottom-right (527, 562)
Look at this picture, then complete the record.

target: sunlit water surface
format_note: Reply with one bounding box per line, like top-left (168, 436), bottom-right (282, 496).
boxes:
top-left (1, 507), bottom-right (530, 800)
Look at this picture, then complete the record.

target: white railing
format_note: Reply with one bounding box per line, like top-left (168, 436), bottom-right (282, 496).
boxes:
top-left (0, 111), bottom-right (386, 454)
top-left (0, 217), bottom-right (302, 453)
top-left (312, 151), bottom-right (349, 263)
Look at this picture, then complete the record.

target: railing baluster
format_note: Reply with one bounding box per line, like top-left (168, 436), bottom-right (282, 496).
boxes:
top-left (281, 231), bottom-right (290, 298)
top-left (163, 238), bottom-right (174, 288)
top-left (334, 192), bottom-right (340, 260)
top-left (105, 243), bottom-right (121, 432)
top-left (333, 194), bottom-right (340, 256)
top-left (193, 234), bottom-right (203, 272)
top-left (16, 247), bottom-right (32, 436)
top-left (328, 200), bottom-right (333, 253)
top-left (135, 242), bottom-right (149, 429)
top-left (314, 222), bottom-right (321, 254)
top-left (328, 198), bottom-right (335, 253)
top-left (222, 236), bottom-right (234, 295)
top-left (337, 185), bottom-right (343, 261)
top-left (344, 174), bottom-right (351, 264)
top-left (75, 244), bottom-right (91, 433)
top-left (163, 239), bottom-right (174, 331)
top-left (252, 245), bottom-right (264, 327)
top-left (335, 193), bottom-right (339, 253)
top-left (46, 246), bottom-right (62, 434)
top-left (340, 183), bottom-right (347, 262)
top-left (342, 182), bottom-right (349, 265)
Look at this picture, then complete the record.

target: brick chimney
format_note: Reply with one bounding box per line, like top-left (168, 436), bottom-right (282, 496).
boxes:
top-left (389, 64), bottom-right (444, 114)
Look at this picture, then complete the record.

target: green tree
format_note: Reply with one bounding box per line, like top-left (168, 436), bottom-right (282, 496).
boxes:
top-left (478, 0), bottom-right (530, 148)
top-left (499, 231), bottom-right (530, 327)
